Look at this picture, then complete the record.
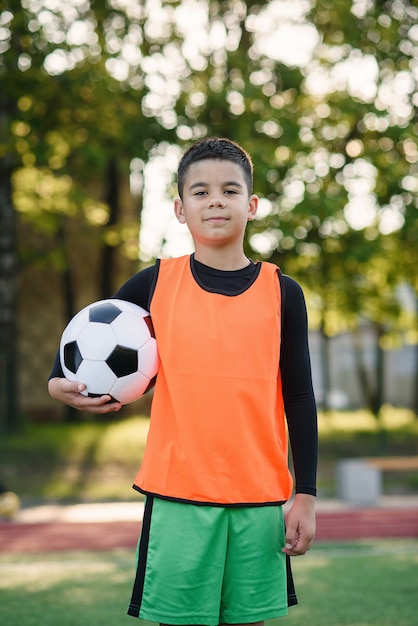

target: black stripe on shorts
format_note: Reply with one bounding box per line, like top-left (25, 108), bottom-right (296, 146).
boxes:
top-left (286, 554), bottom-right (298, 607)
top-left (127, 496), bottom-right (154, 618)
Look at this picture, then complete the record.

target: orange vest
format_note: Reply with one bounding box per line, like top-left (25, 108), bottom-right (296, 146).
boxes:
top-left (134, 255), bottom-right (293, 505)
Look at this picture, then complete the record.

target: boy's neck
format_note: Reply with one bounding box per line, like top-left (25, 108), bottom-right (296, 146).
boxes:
top-left (193, 248), bottom-right (250, 271)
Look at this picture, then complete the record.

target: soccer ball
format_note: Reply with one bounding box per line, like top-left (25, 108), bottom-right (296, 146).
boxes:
top-left (60, 299), bottom-right (159, 405)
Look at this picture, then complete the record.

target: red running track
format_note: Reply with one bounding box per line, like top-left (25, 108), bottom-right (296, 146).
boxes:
top-left (0, 508), bottom-right (417, 553)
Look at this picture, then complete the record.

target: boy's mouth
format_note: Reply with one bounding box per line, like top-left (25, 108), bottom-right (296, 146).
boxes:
top-left (205, 216), bottom-right (229, 222)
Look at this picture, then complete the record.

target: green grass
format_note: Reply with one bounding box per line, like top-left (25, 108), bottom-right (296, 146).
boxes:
top-left (1, 407), bottom-right (417, 502)
top-left (0, 540), bottom-right (417, 626)
top-left (0, 416), bottom-right (151, 501)
top-left (283, 539), bottom-right (418, 626)
top-left (317, 407), bottom-right (418, 497)
top-left (0, 549), bottom-right (135, 626)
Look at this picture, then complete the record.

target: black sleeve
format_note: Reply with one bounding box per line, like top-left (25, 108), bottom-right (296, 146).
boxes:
top-left (112, 264), bottom-right (157, 309)
top-left (280, 274), bottom-right (318, 496)
top-left (48, 265), bottom-right (158, 380)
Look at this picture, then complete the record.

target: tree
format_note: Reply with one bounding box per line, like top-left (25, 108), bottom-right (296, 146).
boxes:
top-left (293, 0), bottom-right (418, 413)
top-left (243, 0), bottom-right (417, 413)
top-left (150, 0), bottom-right (417, 413)
top-left (0, 0), bottom-right (175, 428)
top-left (2, 0), bottom-right (416, 428)
top-left (0, 105), bottom-right (19, 432)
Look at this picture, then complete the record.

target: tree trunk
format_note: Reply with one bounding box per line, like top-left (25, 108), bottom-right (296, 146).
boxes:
top-left (352, 325), bottom-right (375, 411)
top-left (372, 322), bottom-right (385, 418)
top-left (56, 218), bottom-right (79, 422)
top-left (100, 157), bottom-right (120, 299)
top-left (56, 218), bottom-right (76, 321)
top-left (0, 158), bottom-right (19, 433)
top-left (319, 323), bottom-right (331, 412)
top-left (352, 323), bottom-right (385, 419)
top-left (414, 295), bottom-right (418, 418)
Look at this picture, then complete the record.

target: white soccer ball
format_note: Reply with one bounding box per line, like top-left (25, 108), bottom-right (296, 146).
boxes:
top-left (60, 299), bottom-right (159, 405)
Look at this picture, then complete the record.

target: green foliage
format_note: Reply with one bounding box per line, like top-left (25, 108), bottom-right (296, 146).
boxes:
top-left (1, 0), bottom-right (417, 425)
top-left (255, 0), bottom-right (418, 336)
top-left (3, 0), bottom-right (417, 301)
top-left (0, 416), bottom-right (150, 501)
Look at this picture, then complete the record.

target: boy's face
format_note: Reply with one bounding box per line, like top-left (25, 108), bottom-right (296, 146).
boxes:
top-left (174, 159), bottom-right (258, 250)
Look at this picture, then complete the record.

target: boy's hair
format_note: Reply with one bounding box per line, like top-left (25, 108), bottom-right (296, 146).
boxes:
top-left (177, 137), bottom-right (253, 199)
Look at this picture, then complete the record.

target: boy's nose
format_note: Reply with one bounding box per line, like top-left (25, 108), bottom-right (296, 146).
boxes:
top-left (208, 196), bottom-right (226, 208)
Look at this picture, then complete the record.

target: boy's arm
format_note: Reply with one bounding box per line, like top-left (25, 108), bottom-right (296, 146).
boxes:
top-left (280, 274), bottom-right (318, 555)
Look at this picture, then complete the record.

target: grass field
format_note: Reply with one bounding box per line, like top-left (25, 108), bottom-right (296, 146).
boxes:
top-left (1, 409), bottom-right (417, 625)
top-left (1, 540), bottom-right (417, 626)
top-left (1, 407), bottom-right (417, 502)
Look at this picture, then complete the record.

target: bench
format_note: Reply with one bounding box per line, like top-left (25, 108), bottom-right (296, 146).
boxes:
top-left (366, 457), bottom-right (418, 471)
top-left (336, 456), bottom-right (418, 506)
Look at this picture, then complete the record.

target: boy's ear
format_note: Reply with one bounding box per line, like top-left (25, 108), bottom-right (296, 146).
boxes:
top-left (247, 194), bottom-right (258, 221)
top-left (174, 198), bottom-right (187, 224)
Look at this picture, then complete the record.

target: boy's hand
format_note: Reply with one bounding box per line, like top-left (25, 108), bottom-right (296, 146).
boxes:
top-left (48, 378), bottom-right (122, 413)
top-left (282, 493), bottom-right (316, 556)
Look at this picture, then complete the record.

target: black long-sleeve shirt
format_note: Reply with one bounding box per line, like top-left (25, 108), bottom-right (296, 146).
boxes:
top-left (50, 255), bottom-right (318, 496)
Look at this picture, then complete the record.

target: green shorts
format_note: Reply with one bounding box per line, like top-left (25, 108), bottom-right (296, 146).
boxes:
top-left (128, 497), bottom-right (296, 625)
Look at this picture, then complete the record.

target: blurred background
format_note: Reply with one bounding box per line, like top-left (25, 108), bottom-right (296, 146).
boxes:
top-left (0, 0), bottom-right (417, 502)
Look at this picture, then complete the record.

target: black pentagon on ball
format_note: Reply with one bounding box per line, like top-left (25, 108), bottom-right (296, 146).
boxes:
top-left (143, 374), bottom-right (157, 395)
top-left (106, 345), bottom-right (138, 377)
top-left (89, 302), bottom-right (122, 324)
top-left (64, 341), bottom-right (83, 374)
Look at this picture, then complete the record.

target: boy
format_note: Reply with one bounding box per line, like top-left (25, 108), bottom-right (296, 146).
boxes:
top-left (48, 137), bottom-right (317, 625)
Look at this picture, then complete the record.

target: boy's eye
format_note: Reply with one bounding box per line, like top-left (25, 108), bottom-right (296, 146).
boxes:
top-left (225, 189), bottom-right (238, 194)
top-left (194, 190), bottom-right (207, 196)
